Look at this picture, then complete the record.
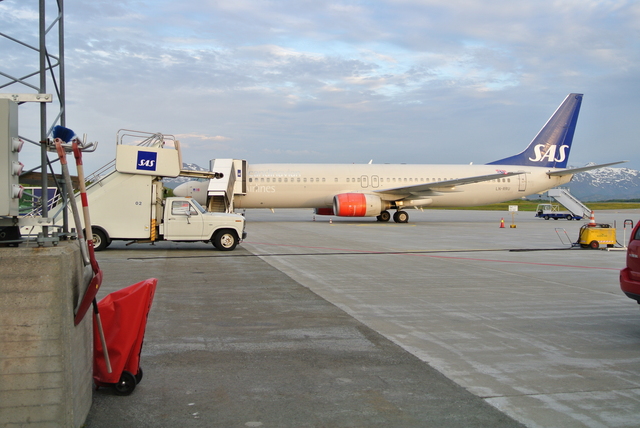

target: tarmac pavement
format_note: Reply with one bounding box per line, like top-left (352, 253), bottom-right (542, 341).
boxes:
top-left (85, 208), bottom-right (640, 427)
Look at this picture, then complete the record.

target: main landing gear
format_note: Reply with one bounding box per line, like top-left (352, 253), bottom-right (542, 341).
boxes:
top-left (377, 210), bottom-right (409, 223)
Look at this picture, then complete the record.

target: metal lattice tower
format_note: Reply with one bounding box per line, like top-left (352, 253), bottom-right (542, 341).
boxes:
top-left (1, 0), bottom-right (65, 236)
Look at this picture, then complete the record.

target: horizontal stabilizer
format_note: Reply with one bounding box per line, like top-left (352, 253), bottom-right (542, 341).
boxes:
top-left (546, 161), bottom-right (628, 177)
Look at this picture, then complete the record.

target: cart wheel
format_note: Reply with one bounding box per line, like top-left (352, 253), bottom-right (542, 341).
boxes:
top-left (135, 367), bottom-right (143, 384)
top-left (114, 371), bottom-right (137, 396)
top-left (589, 240), bottom-right (599, 249)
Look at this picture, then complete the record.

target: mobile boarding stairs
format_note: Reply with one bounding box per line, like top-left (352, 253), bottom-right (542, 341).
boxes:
top-left (547, 188), bottom-right (591, 220)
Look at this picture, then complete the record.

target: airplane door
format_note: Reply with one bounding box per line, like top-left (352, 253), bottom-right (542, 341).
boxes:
top-left (361, 175), bottom-right (369, 188)
top-left (518, 171), bottom-right (527, 191)
top-left (371, 175), bottom-right (379, 188)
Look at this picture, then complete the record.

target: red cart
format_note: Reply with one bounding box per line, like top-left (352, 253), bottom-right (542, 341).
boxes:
top-left (93, 278), bottom-right (158, 395)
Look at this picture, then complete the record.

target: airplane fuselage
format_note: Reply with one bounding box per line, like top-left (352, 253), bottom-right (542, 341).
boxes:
top-left (175, 94), bottom-right (623, 223)
top-left (235, 163), bottom-right (572, 209)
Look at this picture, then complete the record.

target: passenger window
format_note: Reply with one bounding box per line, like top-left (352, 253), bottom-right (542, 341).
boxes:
top-left (634, 227), bottom-right (640, 240)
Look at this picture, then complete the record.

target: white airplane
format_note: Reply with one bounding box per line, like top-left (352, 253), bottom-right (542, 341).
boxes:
top-left (175, 93), bottom-right (624, 223)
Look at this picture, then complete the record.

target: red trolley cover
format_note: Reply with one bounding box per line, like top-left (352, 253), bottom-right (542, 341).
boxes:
top-left (93, 278), bottom-right (158, 385)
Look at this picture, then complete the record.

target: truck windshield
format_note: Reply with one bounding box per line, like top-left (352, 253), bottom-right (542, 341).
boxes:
top-left (191, 199), bottom-right (207, 214)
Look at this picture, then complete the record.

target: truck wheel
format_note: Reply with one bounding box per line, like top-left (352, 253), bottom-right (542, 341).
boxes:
top-left (543, 215), bottom-right (549, 220)
top-left (566, 215), bottom-right (572, 220)
top-left (91, 228), bottom-right (109, 251)
top-left (589, 240), bottom-right (599, 249)
top-left (213, 230), bottom-right (238, 251)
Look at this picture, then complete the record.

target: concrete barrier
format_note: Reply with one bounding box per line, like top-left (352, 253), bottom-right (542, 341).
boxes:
top-left (0, 242), bottom-right (92, 428)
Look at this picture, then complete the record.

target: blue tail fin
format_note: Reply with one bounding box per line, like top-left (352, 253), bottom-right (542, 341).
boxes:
top-left (487, 93), bottom-right (583, 168)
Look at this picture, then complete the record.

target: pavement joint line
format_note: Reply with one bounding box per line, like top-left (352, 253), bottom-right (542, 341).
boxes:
top-left (125, 248), bottom-right (621, 270)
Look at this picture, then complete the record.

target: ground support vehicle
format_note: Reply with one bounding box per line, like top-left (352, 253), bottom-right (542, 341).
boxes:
top-left (621, 221), bottom-right (640, 303)
top-left (535, 203), bottom-right (582, 220)
top-left (70, 130), bottom-right (246, 251)
top-left (578, 224), bottom-right (616, 249)
top-left (86, 173), bottom-right (245, 251)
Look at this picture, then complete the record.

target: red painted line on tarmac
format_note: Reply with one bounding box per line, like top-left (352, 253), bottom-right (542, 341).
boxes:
top-left (246, 241), bottom-right (621, 271)
top-left (405, 253), bottom-right (620, 270)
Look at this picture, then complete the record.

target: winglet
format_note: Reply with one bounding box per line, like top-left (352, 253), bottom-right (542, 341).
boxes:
top-left (488, 94), bottom-right (583, 168)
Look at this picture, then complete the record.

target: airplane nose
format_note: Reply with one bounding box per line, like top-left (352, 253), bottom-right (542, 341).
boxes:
top-left (173, 183), bottom-right (188, 197)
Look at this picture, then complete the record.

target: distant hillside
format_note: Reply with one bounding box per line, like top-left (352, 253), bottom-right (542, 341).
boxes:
top-left (165, 163), bottom-right (640, 202)
top-left (563, 166), bottom-right (640, 201)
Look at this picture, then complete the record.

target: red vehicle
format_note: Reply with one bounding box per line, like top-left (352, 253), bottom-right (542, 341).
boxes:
top-left (621, 222), bottom-right (640, 303)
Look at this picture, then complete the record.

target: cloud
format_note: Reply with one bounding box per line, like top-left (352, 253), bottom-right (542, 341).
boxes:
top-left (1, 0), bottom-right (639, 173)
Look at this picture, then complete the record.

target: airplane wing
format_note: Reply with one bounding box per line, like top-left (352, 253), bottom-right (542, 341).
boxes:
top-left (374, 171), bottom-right (525, 197)
top-left (546, 161), bottom-right (628, 177)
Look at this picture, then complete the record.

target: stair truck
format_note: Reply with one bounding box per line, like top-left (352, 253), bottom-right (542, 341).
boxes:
top-left (72, 130), bottom-right (246, 251)
top-left (535, 203), bottom-right (582, 220)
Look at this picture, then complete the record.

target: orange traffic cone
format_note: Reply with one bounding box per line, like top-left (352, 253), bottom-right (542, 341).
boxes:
top-left (500, 218), bottom-right (505, 228)
top-left (588, 211), bottom-right (596, 227)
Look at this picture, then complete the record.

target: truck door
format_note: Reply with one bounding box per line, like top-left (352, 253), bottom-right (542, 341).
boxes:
top-left (165, 200), bottom-right (204, 240)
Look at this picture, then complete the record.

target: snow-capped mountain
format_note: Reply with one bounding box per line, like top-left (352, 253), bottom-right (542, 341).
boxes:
top-left (166, 163), bottom-right (640, 201)
top-left (563, 166), bottom-right (640, 201)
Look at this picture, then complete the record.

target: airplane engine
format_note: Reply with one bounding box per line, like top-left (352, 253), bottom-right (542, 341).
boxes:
top-left (333, 193), bottom-right (386, 217)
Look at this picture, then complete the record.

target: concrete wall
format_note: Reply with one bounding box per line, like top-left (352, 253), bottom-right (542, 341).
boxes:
top-left (0, 242), bottom-right (92, 428)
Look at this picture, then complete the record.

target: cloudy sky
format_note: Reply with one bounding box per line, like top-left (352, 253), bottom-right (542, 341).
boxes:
top-left (2, 0), bottom-right (639, 173)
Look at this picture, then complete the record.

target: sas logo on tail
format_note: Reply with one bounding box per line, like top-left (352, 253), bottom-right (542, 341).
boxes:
top-left (529, 144), bottom-right (569, 163)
